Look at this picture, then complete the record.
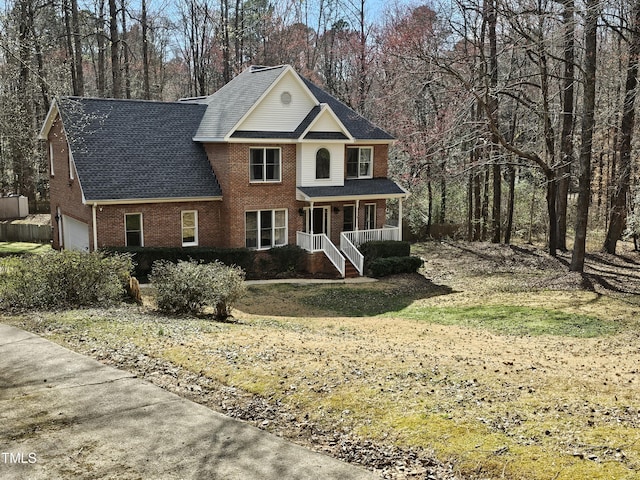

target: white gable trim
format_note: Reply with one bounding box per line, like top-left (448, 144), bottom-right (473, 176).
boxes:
top-left (225, 66), bottom-right (320, 141)
top-left (38, 99), bottom-right (60, 140)
top-left (299, 104), bottom-right (354, 141)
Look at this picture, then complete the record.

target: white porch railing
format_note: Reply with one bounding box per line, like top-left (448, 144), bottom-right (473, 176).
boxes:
top-left (340, 233), bottom-right (364, 276)
top-left (297, 231), bottom-right (345, 277)
top-left (342, 227), bottom-right (401, 247)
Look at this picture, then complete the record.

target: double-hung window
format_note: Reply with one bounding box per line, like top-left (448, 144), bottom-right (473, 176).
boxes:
top-left (245, 209), bottom-right (287, 249)
top-left (346, 147), bottom-right (372, 179)
top-left (125, 213), bottom-right (143, 246)
top-left (181, 210), bottom-right (198, 246)
top-left (250, 147), bottom-right (281, 182)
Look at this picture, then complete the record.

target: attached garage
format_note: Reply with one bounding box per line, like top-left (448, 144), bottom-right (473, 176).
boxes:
top-left (62, 215), bottom-right (90, 251)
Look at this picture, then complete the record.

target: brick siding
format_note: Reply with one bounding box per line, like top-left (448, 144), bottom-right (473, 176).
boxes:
top-left (48, 116), bottom-right (92, 250)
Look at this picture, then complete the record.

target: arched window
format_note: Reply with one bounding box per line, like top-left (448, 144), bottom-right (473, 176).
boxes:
top-left (316, 148), bottom-right (331, 179)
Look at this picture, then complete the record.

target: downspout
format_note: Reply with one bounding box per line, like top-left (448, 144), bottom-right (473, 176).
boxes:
top-left (92, 203), bottom-right (98, 252)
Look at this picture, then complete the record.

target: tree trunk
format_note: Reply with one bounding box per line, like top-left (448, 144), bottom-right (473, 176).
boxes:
top-left (474, 169), bottom-right (482, 241)
top-left (556, 0), bottom-right (575, 251)
top-left (96, 0), bottom-right (107, 97)
top-left (504, 163), bottom-right (516, 244)
top-left (485, 0), bottom-right (500, 243)
top-left (141, 0), bottom-right (150, 99)
top-left (109, 0), bottom-right (122, 98)
top-left (482, 167), bottom-right (490, 241)
top-left (603, 0), bottom-right (640, 254)
top-left (570, 0), bottom-right (599, 272)
top-left (121, 0), bottom-right (131, 98)
top-left (71, 0), bottom-right (84, 96)
top-left (62, 0), bottom-right (77, 94)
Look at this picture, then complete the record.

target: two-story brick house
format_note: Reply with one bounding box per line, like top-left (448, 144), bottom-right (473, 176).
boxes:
top-left (39, 65), bottom-right (408, 277)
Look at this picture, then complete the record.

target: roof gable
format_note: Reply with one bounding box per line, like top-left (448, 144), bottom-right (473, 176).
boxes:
top-left (301, 104), bottom-right (353, 141)
top-left (235, 68), bottom-right (317, 135)
top-left (57, 97), bottom-right (221, 202)
top-left (193, 64), bottom-right (394, 142)
top-left (192, 65), bottom-right (291, 141)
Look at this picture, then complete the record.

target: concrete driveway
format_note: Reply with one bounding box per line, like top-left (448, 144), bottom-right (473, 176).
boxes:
top-left (0, 324), bottom-right (378, 479)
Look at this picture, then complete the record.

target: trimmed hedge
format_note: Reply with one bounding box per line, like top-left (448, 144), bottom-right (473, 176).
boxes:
top-left (360, 240), bottom-right (411, 268)
top-left (368, 256), bottom-right (424, 277)
top-left (103, 245), bottom-right (308, 280)
top-left (103, 246), bottom-right (255, 279)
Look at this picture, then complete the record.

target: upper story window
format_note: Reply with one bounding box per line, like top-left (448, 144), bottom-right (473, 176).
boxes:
top-left (181, 210), bottom-right (198, 246)
top-left (125, 213), bottom-right (143, 247)
top-left (346, 147), bottom-right (373, 179)
top-left (250, 147), bottom-right (281, 182)
top-left (315, 148), bottom-right (331, 179)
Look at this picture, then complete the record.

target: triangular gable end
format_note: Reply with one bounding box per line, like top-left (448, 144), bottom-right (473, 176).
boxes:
top-left (300, 104), bottom-right (354, 142)
top-left (230, 66), bottom-right (320, 139)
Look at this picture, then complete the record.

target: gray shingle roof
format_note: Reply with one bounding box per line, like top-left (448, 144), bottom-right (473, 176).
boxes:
top-left (300, 78), bottom-right (395, 141)
top-left (192, 65), bottom-right (288, 140)
top-left (58, 97), bottom-right (221, 202)
top-left (191, 65), bottom-right (394, 141)
top-left (297, 178), bottom-right (407, 200)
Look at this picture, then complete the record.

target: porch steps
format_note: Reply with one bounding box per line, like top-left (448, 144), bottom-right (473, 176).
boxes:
top-left (344, 259), bottom-right (360, 278)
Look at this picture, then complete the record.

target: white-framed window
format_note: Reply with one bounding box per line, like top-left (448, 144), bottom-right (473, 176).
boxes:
top-left (181, 210), bottom-right (198, 246)
top-left (125, 213), bottom-right (143, 247)
top-left (343, 204), bottom-right (355, 232)
top-left (245, 209), bottom-right (287, 249)
top-left (68, 141), bottom-right (75, 180)
top-left (49, 142), bottom-right (55, 176)
top-left (315, 148), bottom-right (331, 179)
top-left (346, 147), bottom-right (373, 179)
top-left (364, 203), bottom-right (376, 230)
top-left (250, 147), bottom-right (281, 182)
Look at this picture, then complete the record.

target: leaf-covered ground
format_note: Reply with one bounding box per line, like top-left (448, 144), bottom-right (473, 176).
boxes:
top-left (3, 240), bottom-right (640, 479)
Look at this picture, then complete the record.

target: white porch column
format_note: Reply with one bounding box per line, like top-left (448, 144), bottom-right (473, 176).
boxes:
top-left (355, 199), bottom-right (360, 231)
top-left (309, 201), bottom-right (315, 234)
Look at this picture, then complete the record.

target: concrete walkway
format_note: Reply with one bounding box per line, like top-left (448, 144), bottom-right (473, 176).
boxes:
top-left (0, 324), bottom-right (378, 479)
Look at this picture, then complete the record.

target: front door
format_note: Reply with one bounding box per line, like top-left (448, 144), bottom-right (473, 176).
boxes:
top-left (305, 207), bottom-right (329, 235)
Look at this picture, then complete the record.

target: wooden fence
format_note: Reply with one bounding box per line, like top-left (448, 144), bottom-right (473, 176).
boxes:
top-left (0, 223), bottom-right (52, 243)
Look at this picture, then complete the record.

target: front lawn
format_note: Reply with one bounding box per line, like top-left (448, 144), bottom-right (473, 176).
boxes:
top-left (2, 241), bottom-right (640, 480)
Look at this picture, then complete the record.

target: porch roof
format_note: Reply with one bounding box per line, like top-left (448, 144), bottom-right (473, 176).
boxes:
top-left (296, 178), bottom-right (408, 202)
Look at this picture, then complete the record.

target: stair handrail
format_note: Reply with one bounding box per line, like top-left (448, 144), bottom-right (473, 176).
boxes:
top-left (340, 232), bottom-right (364, 276)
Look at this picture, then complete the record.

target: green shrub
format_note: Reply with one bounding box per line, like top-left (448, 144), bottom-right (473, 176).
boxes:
top-left (0, 250), bottom-right (133, 310)
top-left (262, 245), bottom-right (306, 276)
top-left (368, 256), bottom-right (424, 277)
top-left (150, 259), bottom-right (246, 318)
top-left (360, 240), bottom-right (411, 269)
top-left (104, 246), bottom-right (255, 279)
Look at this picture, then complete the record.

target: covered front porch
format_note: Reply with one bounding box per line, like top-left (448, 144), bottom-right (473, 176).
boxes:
top-left (295, 179), bottom-right (408, 277)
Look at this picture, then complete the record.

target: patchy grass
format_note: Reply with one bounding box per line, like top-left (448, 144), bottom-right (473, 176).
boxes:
top-left (3, 241), bottom-right (640, 480)
top-left (398, 305), bottom-right (622, 337)
top-left (0, 241), bottom-right (50, 255)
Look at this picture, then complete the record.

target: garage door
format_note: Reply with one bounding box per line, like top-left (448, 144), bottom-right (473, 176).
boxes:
top-left (62, 215), bottom-right (90, 251)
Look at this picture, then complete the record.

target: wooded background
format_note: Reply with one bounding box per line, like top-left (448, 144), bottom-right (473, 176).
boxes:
top-left (1, 0), bottom-right (638, 271)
